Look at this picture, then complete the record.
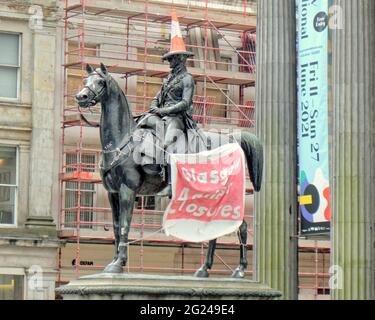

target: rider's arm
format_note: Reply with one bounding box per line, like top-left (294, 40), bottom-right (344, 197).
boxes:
top-left (159, 75), bottom-right (194, 115)
top-left (150, 90), bottom-right (161, 111)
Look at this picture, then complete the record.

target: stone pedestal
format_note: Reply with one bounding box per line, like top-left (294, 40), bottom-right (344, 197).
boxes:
top-left (56, 273), bottom-right (281, 300)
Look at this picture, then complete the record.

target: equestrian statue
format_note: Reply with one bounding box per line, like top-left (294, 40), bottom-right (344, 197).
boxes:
top-left (75, 9), bottom-right (263, 278)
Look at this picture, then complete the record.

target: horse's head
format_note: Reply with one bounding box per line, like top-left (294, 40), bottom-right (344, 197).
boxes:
top-left (75, 63), bottom-right (109, 108)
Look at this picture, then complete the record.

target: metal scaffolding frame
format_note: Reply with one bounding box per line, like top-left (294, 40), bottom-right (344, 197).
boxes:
top-left (58, 0), bottom-right (257, 285)
top-left (58, 0), bottom-right (330, 300)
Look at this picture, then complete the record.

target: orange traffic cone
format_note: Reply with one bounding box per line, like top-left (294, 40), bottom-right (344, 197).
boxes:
top-left (162, 9), bottom-right (194, 60)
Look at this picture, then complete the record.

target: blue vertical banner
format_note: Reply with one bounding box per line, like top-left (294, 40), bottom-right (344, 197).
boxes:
top-left (298, 0), bottom-right (330, 235)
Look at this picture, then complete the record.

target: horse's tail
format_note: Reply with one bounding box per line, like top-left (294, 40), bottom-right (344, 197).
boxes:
top-left (238, 131), bottom-right (263, 192)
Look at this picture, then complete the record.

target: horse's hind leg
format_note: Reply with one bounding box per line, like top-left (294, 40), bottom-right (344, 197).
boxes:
top-left (232, 220), bottom-right (248, 278)
top-left (194, 239), bottom-right (217, 278)
top-left (103, 184), bottom-right (136, 273)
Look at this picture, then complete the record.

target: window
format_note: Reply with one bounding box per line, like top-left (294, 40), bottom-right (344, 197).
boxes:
top-left (0, 274), bottom-right (24, 300)
top-left (64, 153), bottom-right (96, 229)
top-left (0, 33), bottom-right (20, 99)
top-left (0, 146), bottom-right (18, 225)
top-left (133, 196), bottom-right (160, 233)
top-left (135, 196), bottom-right (156, 210)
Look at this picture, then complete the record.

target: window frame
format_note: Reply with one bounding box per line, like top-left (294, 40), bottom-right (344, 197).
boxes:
top-left (0, 32), bottom-right (21, 101)
top-left (63, 152), bottom-right (97, 230)
top-left (0, 145), bottom-right (19, 227)
top-left (0, 268), bottom-right (26, 300)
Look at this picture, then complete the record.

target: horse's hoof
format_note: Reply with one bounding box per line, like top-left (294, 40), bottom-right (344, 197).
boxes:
top-left (194, 267), bottom-right (209, 278)
top-left (231, 267), bottom-right (245, 279)
top-left (102, 262), bottom-right (123, 274)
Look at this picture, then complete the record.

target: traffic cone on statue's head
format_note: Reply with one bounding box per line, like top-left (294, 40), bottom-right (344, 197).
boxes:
top-left (162, 8), bottom-right (194, 60)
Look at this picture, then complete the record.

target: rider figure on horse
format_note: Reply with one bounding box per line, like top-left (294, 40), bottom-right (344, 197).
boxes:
top-left (139, 9), bottom-right (202, 196)
top-left (150, 53), bottom-right (195, 144)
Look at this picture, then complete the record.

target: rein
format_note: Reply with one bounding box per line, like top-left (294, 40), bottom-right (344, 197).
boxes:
top-left (77, 83), bottom-right (105, 128)
top-left (78, 106), bottom-right (100, 128)
top-left (76, 71), bottom-right (154, 172)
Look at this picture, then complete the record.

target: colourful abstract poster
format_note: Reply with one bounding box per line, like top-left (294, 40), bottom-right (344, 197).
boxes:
top-left (298, 0), bottom-right (331, 235)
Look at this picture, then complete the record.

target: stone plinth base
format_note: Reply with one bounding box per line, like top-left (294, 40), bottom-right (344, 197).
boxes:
top-left (56, 273), bottom-right (281, 300)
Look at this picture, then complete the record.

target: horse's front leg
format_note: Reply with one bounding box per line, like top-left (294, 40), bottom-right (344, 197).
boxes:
top-left (194, 239), bottom-right (217, 278)
top-left (231, 220), bottom-right (248, 278)
top-left (103, 192), bottom-right (120, 272)
top-left (103, 184), bottom-right (136, 273)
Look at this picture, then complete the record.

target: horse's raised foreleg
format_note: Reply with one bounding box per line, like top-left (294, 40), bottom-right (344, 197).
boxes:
top-left (103, 184), bottom-right (136, 273)
top-left (231, 220), bottom-right (248, 278)
top-left (194, 239), bottom-right (217, 278)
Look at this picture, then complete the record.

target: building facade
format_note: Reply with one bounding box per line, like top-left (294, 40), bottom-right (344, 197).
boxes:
top-left (0, 0), bottom-right (345, 300)
top-left (0, 0), bottom-right (62, 299)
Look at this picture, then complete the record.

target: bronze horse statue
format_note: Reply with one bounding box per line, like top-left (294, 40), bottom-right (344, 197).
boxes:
top-left (75, 63), bottom-right (263, 278)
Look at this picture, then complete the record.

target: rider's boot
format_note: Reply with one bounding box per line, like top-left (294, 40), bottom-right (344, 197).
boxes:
top-left (157, 165), bottom-right (172, 198)
top-left (157, 124), bottom-right (176, 198)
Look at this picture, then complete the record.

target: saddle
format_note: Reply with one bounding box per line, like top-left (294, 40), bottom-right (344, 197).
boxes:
top-left (132, 114), bottom-right (209, 173)
top-left (100, 114), bottom-right (210, 178)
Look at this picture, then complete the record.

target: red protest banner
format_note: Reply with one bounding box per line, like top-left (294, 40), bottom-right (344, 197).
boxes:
top-left (163, 143), bottom-right (245, 242)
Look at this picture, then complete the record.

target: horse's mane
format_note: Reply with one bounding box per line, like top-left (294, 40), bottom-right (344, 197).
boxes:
top-left (99, 69), bottom-right (136, 132)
